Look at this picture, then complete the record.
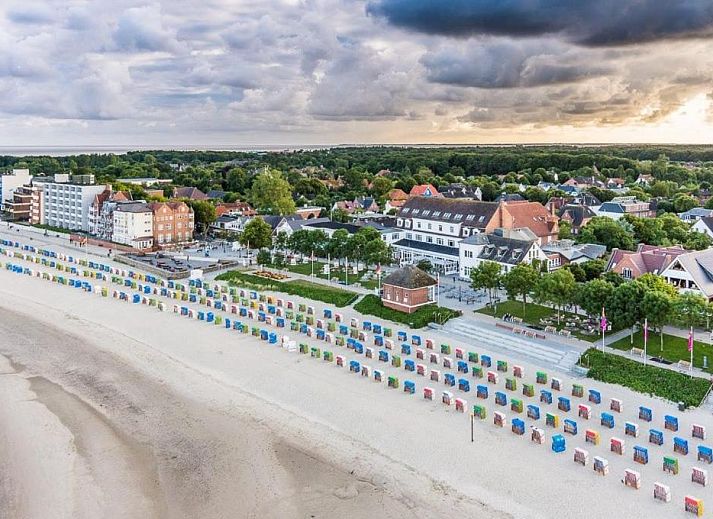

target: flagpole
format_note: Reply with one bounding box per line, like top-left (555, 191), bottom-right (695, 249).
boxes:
top-left (601, 307), bottom-right (606, 353)
top-left (643, 318), bottom-right (648, 366)
top-left (327, 253), bottom-right (331, 282)
top-left (690, 326), bottom-right (694, 378)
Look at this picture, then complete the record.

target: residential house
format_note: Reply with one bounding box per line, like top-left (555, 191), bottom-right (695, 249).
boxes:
top-left (595, 196), bottom-right (655, 220)
top-left (88, 189), bottom-right (131, 240)
top-left (541, 240), bottom-right (607, 270)
top-left (439, 183), bottom-right (482, 200)
top-left (409, 184), bottom-right (442, 197)
top-left (206, 190), bottom-right (227, 200)
top-left (692, 216), bottom-right (713, 239)
top-left (149, 201), bottom-right (195, 246)
top-left (381, 265), bottom-right (437, 314)
top-left (606, 178), bottom-right (626, 189)
top-left (679, 207), bottom-right (712, 223)
top-left (116, 178), bottom-right (172, 187)
top-left (494, 193), bottom-right (525, 203)
top-left (332, 196), bottom-right (379, 214)
top-left (211, 215), bottom-right (251, 234)
top-left (635, 174), bottom-right (654, 186)
top-left (385, 189), bottom-right (409, 212)
top-left (112, 202), bottom-right (154, 250)
top-left (564, 176), bottom-right (605, 190)
top-left (557, 204), bottom-right (596, 235)
top-left (173, 186), bottom-right (208, 200)
top-left (215, 201), bottom-right (256, 217)
top-left (459, 228), bottom-right (548, 279)
top-left (606, 244), bottom-right (688, 280)
top-left (496, 200), bottom-right (559, 245)
top-left (660, 248), bottom-right (713, 301)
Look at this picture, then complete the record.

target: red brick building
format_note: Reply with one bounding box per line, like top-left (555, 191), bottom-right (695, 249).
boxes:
top-left (381, 265), bottom-right (437, 314)
top-left (149, 201), bottom-right (195, 247)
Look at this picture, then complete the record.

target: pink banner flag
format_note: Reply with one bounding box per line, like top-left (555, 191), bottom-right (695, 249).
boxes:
top-left (643, 318), bottom-right (648, 342)
top-left (600, 307), bottom-right (607, 331)
top-left (688, 327), bottom-right (694, 353)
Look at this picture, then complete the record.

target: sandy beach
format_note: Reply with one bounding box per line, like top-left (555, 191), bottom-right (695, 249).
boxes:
top-left (1, 236), bottom-right (712, 518)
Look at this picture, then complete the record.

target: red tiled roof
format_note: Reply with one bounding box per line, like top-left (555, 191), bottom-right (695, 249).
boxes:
top-left (409, 184), bottom-right (441, 197)
top-left (501, 201), bottom-right (559, 239)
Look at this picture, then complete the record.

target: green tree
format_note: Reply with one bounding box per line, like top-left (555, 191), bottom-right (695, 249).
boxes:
top-left (674, 292), bottom-right (707, 328)
top-left (577, 216), bottom-right (635, 251)
top-left (225, 167), bottom-right (248, 193)
top-left (502, 264), bottom-right (540, 316)
top-left (563, 263), bottom-right (587, 282)
top-left (256, 249), bottom-right (271, 266)
top-left (581, 259), bottom-right (606, 281)
top-left (470, 261), bottom-right (502, 310)
top-left (685, 231), bottom-right (712, 251)
top-left (250, 169), bottom-right (296, 215)
top-left (608, 281), bottom-right (647, 344)
top-left (673, 193), bottom-right (698, 213)
top-left (534, 269), bottom-right (576, 324)
top-left (636, 273), bottom-right (678, 298)
top-left (577, 279), bottom-right (614, 319)
top-left (370, 176), bottom-right (393, 198)
top-left (185, 200), bottom-right (217, 235)
top-left (239, 217), bottom-right (273, 250)
top-left (327, 229), bottom-right (350, 267)
top-left (416, 259), bottom-right (433, 273)
top-left (331, 208), bottom-right (349, 223)
top-left (558, 220), bottom-right (573, 240)
top-left (641, 291), bottom-right (674, 352)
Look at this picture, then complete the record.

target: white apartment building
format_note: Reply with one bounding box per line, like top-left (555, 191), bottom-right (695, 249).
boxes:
top-left (0, 169), bottom-right (32, 210)
top-left (41, 175), bottom-right (107, 231)
top-left (112, 203), bottom-right (154, 250)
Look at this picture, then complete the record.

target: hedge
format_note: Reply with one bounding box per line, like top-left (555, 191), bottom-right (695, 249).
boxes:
top-left (579, 348), bottom-right (712, 408)
top-left (353, 294), bottom-right (461, 329)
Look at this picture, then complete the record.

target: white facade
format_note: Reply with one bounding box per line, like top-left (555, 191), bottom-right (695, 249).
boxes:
top-left (42, 180), bottom-right (107, 231)
top-left (112, 205), bottom-right (154, 250)
top-left (459, 237), bottom-right (547, 279)
top-left (692, 219), bottom-right (713, 239)
top-left (0, 169), bottom-right (32, 209)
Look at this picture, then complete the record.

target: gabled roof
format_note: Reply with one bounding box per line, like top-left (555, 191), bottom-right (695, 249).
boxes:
top-left (666, 249), bottom-right (713, 298)
top-left (462, 232), bottom-right (536, 266)
top-left (398, 196), bottom-right (498, 228)
top-left (607, 244), bottom-right (688, 276)
top-left (558, 204), bottom-right (596, 227)
top-left (696, 216), bottom-right (713, 233)
top-left (388, 188), bottom-right (408, 201)
top-left (382, 265), bottom-right (437, 289)
top-left (206, 190), bottom-right (227, 199)
top-left (501, 200), bottom-right (559, 238)
top-left (173, 186), bottom-right (208, 200)
top-left (541, 240), bottom-right (606, 261)
top-left (679, 207), bottom-right (712, 218)
top-left (409, 184), bottom-right (441, 197)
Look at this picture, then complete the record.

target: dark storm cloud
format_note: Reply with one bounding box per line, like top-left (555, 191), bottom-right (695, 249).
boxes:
top-left (366, 0), bottom-right (713, 46)
top-left (421, 40), bottom-right (612, 88)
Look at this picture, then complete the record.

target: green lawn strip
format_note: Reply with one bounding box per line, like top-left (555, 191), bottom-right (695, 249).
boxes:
top-left (578, 348), bottom-right (711, 408)
top-left (609, 330), bottom-right (713, 373)
top-left (476, 300), bottom-right (602, 342)
top-left (215, 270), bottom-right (358, 307)
top-left (274, 262), bottom-right (380, 289)
top-left (353, 294), bottom-right (461, 329)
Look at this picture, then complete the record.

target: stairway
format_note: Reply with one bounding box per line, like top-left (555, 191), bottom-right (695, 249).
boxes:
top-left (442, 318), bottom-right (582, 373)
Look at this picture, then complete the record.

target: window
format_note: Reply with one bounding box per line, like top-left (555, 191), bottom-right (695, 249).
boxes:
top-left (449, 226), bottom-right (454, 233)
top-left (622, 267), bottom-right (633, 279)
top-left (478, 216), bottom-right (485, 223)
top-left (412, 209), bottom-right (420, 215)
top-left (402, 208), bottom-right (410, 214)
top-left (436, 238), bottom-right (443, 245)
top-left (406, 233), bottom-right (412, 240)
top-left (416, 222), bottom-right (421, 228)
top-left (427, 223), bottom-right (432, 230)
top-left (443, 212), bottom-right (452, 218)
top-left (438, 225), bottom-right (443, 232)
top-left (426, 236), bottom-right (433, 243)
top-left (448, 240), bottom-right (455, 247)
top-left (433, 211), bottom-right (441, 217)
top-left (422, 210), bottom-right (431, 216)
top-left (454, 214), bottom-right (462, 220)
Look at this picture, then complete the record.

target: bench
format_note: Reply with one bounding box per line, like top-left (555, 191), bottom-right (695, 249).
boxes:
top-left (511, 317), bottom-right (523, 324)
top-left (677, 360), bottom-right (692, 371)
top-left (559, 329), bottom-right (572, 337)
top-left (631, 348), bottom-right (645, 358)
top-left (544, 326), bottom-right (557, 334)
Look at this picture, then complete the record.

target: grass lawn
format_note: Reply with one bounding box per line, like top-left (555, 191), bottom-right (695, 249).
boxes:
top-left (353, 294), bottom-right (461, 329)
top-left (609, 330), bottom-right (713, 374)
top-left (215, 270), bottom-right (359, 307)
top-left (579, 349), bottom-right (712, 408)
top-left (275, 262), bottom-right (380, 290)
top-left (476, 300), bottom-right (602, 342)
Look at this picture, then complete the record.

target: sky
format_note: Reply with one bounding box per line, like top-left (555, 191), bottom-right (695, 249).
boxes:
top-left (2, 0), bottom-right (713, 147)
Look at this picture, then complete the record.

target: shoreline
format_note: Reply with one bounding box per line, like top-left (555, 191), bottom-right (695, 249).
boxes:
top-left (0, 288), bottom-right (501, 519)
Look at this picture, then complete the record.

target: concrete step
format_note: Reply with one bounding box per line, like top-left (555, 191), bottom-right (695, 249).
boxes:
top-left (443, 319), bottom-right (581, 373)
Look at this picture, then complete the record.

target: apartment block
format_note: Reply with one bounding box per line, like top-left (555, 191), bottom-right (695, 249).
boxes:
top-left (112, 202), bottom-right (154, 250)
top-left (41, 174), bottom-right (107, 231)
top-left (0, 169), bottom-right (32, 212)
top-left (149, 201), bottom-right (195, 247)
